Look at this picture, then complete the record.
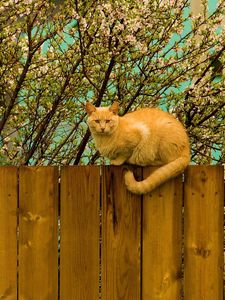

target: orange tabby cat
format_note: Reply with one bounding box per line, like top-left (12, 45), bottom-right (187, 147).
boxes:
top-left (86, 101), bottom-right (190, 194)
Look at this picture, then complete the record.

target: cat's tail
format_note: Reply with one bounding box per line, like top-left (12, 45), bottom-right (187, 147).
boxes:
top-left (124, 155), bottom-right (189, 195)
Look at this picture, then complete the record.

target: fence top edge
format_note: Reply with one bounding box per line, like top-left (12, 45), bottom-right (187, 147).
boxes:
top-left (0, 165), bottom-right (223, 171)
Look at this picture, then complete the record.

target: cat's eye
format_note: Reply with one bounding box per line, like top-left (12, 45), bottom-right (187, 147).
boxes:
top-left (95, 120), bottom-right (100, 123)
top-left (105, 120), bottom-right (110, 123)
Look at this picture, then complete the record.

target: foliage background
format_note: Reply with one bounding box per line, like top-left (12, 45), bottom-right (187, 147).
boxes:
top-left (0, 0), bottom-right (225, 165)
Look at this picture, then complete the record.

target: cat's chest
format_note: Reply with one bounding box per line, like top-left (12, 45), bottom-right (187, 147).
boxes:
top-left (95, 138), bottom-right (117, 157)
top-left (98, 144), bottom-right (112, 156)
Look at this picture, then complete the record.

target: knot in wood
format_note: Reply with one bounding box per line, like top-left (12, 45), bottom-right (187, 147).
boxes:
top-left (193, 247), bottom-right (211, 258)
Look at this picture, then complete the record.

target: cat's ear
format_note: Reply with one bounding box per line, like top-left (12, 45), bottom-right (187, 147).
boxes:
top-left (109, 101), bottom-right (119, 115)
top-left (85, 102), bottom-right (96, 115)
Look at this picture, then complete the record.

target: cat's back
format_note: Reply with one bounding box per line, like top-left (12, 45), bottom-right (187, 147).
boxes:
top-left (123, 107), bottom-right (177, 125)
top-left (123, 107), bottom-right (188, 139)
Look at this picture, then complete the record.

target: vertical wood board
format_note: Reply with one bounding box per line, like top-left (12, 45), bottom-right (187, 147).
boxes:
top-left (19, 167), bottom-right (58, 300)
top-left (142, 167), bottom-right (183, 300)
top-left (102, 166), bottom-right (142, 300)
top-left (60, 166), bottom-right (100, 300)
top-left (0, 167), bottom-right (18, 300)
top-left (184, 165), bottom-right (224, 300)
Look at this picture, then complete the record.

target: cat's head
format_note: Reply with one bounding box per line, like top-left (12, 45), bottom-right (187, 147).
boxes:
top-left (86, 102), bottom-right (119, 135)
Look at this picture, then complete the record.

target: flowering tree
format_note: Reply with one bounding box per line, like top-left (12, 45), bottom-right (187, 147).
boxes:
top-left (0, 0), bottom-right (225, 165)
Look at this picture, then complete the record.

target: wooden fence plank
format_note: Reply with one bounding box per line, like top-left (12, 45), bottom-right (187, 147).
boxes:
top-left (102, 166), bottom-right (142, 300)
top-left (19, 167), bottom-right (58, 300)
top-left (60, 166), bottom-right (100, 300)
top-left (184, 165), bottom-right (224, 300)
top-left (0, 167), bottom-right (18, 300)
top-left (142, 167), bottom-right (183, 300)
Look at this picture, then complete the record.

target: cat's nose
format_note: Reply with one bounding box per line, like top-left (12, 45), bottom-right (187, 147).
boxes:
top-left (101, 128), bottom-right (105, 132)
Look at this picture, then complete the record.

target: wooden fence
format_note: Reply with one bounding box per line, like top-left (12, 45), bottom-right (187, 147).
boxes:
top-left (0, 165), bottom-right (224, 300)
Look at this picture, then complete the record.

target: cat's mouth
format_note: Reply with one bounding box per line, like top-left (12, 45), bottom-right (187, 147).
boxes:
top-left (97, 130), bottom-right (110, 135)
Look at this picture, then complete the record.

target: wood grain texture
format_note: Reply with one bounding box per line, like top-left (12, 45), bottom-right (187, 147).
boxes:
top-left (184, 165), bottom-right (224, 300)
top-left (0, 165), bottom-right (223, 299)
top-left (102, 166), bottom-right (142, 300)
top-left (0, 167), bottom-right (18, 300)
top-left (142, 167), bottom-right (183, 300)
top-left (60, 166), bottom-right (100, 300)
top-left (19, 167), bottom-right (58, 300)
